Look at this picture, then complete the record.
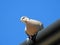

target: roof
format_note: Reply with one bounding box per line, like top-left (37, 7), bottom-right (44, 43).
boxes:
top-left (20, 19), bottom-right (60, 45)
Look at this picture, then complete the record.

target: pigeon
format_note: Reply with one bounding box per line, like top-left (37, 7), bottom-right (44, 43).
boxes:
top-left (20, 16), bottom-right (44, 42)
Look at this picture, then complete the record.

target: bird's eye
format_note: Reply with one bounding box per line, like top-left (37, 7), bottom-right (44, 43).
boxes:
top-left (22, 17), bottom-right (25, 19)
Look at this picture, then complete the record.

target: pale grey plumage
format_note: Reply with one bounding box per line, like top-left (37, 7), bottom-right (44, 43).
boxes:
top-left (20, 16), bottom-right (44, 36)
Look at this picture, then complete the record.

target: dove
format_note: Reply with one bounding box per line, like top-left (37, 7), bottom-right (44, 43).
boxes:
top-left (20, 16), bottom-right (44, 42)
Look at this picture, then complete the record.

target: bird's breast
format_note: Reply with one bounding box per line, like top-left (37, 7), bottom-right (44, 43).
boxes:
top-left (26, 24), bottom-right (38, 36)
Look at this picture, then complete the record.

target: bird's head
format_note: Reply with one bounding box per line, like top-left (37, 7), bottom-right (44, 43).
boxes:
top-left (20, 16), bottom-right (30, 23)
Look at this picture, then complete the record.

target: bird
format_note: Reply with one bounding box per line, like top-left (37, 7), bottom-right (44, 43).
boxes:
top-left (20, 16), bottom-right (44, 42)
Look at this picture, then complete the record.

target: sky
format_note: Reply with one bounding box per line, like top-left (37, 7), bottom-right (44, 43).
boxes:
top-left (0, 0), bottom-right (60, 45)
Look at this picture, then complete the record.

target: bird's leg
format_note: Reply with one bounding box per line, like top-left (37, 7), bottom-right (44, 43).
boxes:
top-left (29, 33), bottom-right (37, 42)
top-left (27, 35), bottom-right (32, 40)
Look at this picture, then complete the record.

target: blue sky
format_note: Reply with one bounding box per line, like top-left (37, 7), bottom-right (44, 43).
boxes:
top-left (0, 0), bottom-right (60, 45)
